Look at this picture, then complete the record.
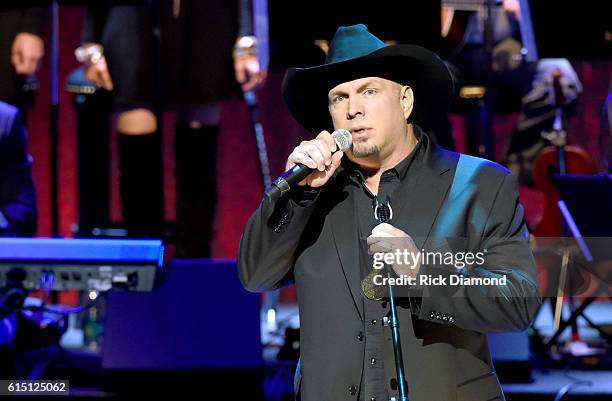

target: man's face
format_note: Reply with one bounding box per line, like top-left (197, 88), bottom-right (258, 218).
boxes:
top-left (328, 77), bottom-right (413, 160)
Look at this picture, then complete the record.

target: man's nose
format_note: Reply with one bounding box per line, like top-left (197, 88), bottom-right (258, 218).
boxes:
top-left (346, 98), bottom-right (364, 120)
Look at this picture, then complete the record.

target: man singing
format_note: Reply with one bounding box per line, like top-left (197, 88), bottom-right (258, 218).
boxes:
top-left (238, 24), bottom-right (540, 401)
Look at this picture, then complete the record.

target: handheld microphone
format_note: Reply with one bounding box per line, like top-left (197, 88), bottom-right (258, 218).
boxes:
top-left (265, 129), bottom-right (352, 202)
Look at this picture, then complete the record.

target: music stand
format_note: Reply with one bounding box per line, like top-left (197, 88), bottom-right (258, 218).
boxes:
top-left (545, 174), bottom-right (612, 348)
top-left (554, 174), bottom-right (612, 238)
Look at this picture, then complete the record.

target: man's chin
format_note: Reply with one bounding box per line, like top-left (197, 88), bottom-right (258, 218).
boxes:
top-left (351, 145), bottom-right (380, 158)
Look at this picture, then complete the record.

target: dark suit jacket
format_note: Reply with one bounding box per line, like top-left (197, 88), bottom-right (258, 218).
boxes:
top-left (0, 101), bottom-right (36, 235)
top-left (238, 132), bottom-right (541, 401)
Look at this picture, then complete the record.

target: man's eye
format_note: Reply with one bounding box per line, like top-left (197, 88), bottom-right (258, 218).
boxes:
top-left (333, 95), bottom-right (345, 103)
top-left (364, 89), bottom-right (377, 96)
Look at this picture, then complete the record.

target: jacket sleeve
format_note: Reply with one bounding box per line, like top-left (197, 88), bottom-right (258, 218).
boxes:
top-left (0, 107), bottom-right (37, 236)
top-left (415, 172), bottom-right (542, 333)
top-left (237, 188), bottom-right (320, 292)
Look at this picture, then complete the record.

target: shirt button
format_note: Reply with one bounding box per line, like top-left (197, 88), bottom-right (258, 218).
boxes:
top-left (370, 398), bottom-right (376, 401)
top-left (348, 385), bottom-right (357, 395)
top-left (371, 319), bottom-right (377, 325)
top-left (357, 332), bottom-right (364, 341)
top-left (370, 358), bottom-right (376, 365)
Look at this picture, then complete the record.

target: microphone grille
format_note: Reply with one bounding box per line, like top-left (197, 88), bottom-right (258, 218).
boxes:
top-left (332, 129), bottom-right (353, 152)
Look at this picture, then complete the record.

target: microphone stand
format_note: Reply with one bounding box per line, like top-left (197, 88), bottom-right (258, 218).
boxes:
top-left (244, 0), bottom-right (275, 328)
top-left (542, 73), bottom-right (583, 349)
top-left (49, 1), bottom-right (60, 236)
top-left (243, 91), bottom-right (278, 329)
top-left (376, 207), bottom-right (408, 401)
top-left (386, 269), bottom-right (408, 401)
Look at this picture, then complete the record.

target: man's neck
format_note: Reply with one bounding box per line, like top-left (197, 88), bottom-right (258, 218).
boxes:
top-left (358, 125), bottom-right (418, 194)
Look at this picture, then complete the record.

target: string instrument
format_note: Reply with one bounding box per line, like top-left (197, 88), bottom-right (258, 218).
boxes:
top-left (531, 71), bottom-right (599, 237)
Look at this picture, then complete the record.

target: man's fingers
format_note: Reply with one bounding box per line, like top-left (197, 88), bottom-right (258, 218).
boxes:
top-left (371, 228), bottom-right (395, 238)
top-left (366, 236), bottom-right (394, 247)
top-left (289, 140), bottom-right (325, 171)
top-left (312, 138), bottom-right (332, 166)
top-left (317, 130), bottom-right (337, 152)
top-left (330, 150), bottom-right (343, 168)
top-left (286, 131), bottom-right (344, 185)
top-left (290, 148), bottom-right (318, 170)
top-left (373, 223), bottom-right (395, 232)
top-left (293, 142), bottom-right (326, 171)
top-left (315, 131), bottom-right (342, 167)
top-left (372, 222), bottom-right (407, 238)
top-left (309, 143), bottom-right (326, 171)
top-left (366, 236), bottom-right (378, 247)
top-left (368, 241), bottom-right (393, 254)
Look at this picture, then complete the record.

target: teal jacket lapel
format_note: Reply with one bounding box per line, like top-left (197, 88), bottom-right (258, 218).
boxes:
top-left (394, 136), bottom-right (459, 249)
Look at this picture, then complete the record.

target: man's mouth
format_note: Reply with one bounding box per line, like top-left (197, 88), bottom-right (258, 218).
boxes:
top-left (350, 127), bottom-right (370, 136)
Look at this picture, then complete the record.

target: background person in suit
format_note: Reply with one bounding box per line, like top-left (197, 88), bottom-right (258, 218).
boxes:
top-left (238, 24), bottom-right (540, 401)
top-left (0, 101), bottom-right (37, 236)
top-left (0, 100), bottom-right (38, 378)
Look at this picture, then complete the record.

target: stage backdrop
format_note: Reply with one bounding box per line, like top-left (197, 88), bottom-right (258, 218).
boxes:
top-left (25, 6), bottom-right (612, 265)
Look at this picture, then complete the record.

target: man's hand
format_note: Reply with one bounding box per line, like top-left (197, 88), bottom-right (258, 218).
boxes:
top-left (367, 223), bottom-right (421, 277)
top-left (11, 32), bottom-right (44, 75)
top-left (234, 53), bottom-right (267, 92)
top-left (285, 131), bottom-right (343, 188)
top-left (83, 54), bottom-right (114, 91)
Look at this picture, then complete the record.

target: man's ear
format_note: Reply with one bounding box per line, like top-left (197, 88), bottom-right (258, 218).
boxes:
top-left (400, 86), bottom-right (414, 119)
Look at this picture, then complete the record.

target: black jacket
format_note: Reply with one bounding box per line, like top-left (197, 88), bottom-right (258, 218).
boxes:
top-left (0, 101), bottom-right (37, 236)
top-left (238, 132), bottom-right (541, 401)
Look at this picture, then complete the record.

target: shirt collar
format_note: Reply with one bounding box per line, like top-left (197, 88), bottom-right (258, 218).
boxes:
top-left (343, 127), bottom-right (425, 185)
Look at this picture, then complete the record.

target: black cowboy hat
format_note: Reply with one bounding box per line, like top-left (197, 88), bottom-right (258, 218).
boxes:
top-left (281, 24), bottom-right (454, 133)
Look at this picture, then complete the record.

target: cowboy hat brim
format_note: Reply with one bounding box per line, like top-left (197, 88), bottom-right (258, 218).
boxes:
top-left (281, 44), bottom-right (454, 133)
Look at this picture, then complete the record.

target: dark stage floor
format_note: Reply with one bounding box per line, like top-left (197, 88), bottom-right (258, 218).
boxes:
top-left (16, 299), bottom-right (607, 400)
